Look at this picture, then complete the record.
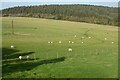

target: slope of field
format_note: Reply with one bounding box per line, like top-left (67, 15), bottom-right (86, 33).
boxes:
top-left (2, 17), bottom-right (118, 78)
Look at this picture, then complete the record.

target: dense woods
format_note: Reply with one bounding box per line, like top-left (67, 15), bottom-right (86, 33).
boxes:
top-left (2, 4), bottom-right (118, 26)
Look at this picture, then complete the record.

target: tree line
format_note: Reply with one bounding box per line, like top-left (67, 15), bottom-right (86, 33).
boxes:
top-left (2, 4), bottom-right (118, 26)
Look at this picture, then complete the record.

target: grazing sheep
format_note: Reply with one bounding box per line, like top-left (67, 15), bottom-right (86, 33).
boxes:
top-left (105, 38), bottom-right (107, 40)
top-left (10, 45), bottom-right (14, 48)
top-left (88, 37), bottom-right (91, 39)
top-left (26, 56), bottom-right (30, 59)
top-left (112, 42), bottom-right (114, 44)
top-left (68, 48), bottom-right (72, 52)
top-left (72, 41), bottom-right (74, 44)
top-left (19, 56), bottom-right (22, 60)
top-left (74, 35), bottom-right (76, 37)
top-left (69, 41), bottom-right (71, 43)
top-left (48, 41), bottom-right (50, 43)
top-left (59, 41), bottom-right (61, 43)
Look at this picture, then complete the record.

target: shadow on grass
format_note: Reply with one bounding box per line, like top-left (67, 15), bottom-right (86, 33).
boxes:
top-left (2, 48), bottom-right (35, 60)
top-left (2, 48), bottom-right (20, 58)
top-left (2, 48), bottom-right (66, 76)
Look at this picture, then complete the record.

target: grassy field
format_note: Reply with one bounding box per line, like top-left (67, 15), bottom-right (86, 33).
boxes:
top-left (2, 17), bottom-right (118, 78)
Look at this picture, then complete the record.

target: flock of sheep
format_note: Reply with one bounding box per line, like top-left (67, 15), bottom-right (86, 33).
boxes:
top-left (10, 35), bottom-right (114, 60)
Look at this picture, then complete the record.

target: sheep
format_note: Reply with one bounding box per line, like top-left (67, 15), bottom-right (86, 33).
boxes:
top-left (68, 48), bottom-right (72, 52)
top-left (26, 56), bottom-right (30, 60)
top-left (59, 41), bottom-right (61, 43)
top-left (10, 45), bottom-right (14, 48)
top-left (74, 35), bottom-right (77, 37)
top-left (112, 42), bottom-right (114, 44)
top-left (48, 41), bottom-right (50, 43)
top-left (69, 41), bottom-right (71, 43)
top-left (88, 37), bottom-right (91, 39)
top-left (105, 38), bottom-right (107, 40)
top-left (19, 56), bottom-right (22, 60)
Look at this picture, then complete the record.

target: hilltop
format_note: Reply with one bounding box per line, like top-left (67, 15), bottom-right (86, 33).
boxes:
top-left (2, 4), bottom-right (118, 26)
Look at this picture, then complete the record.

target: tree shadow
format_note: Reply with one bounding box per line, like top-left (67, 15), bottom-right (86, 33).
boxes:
top-left (2, 48), bottom-right (36, 76)
top-left (2, 58), bottom-right (39, 64)
top-left (2, 48), bottom-right (20, 58)
top-left (2, 48), bottom-right (66, 77)
top-left (3, 57), bottom-right (65, 76)
top-left (40, 57), bottom-right (65, 64)
top-left (2, 48), bottom-right (35, 60)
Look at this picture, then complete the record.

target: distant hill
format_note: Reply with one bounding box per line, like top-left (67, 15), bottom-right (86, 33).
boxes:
top-left (2, 4), bottom-right (118, 26)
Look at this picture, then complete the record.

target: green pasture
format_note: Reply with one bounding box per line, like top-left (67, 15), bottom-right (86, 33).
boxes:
top-left (2, 17), bottom-right (118, 78)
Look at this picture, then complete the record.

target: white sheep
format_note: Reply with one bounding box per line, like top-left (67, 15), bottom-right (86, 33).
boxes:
top-left (59, 41), bottom-right (61, 43)
top-left (88, 37), bottom-right (91, 39)
top-left (112, 42), bottom-right (114, 44)
top-left (10, 45), bottom-right (14, 48)
top-left (26, 56), bottom-right (30, 59)
top-left (74, 35), bottom-right (77, 37)
top-left (48, 41), bottom-right (50, 43)
top-left (68, 48), bottom-right (72, 52)
top-left (69, 41), bottom-right (71, 43)
top-left (19, 56), bottom-right (22, 60)
top-left (72, 41), bottom-right (74, 44)
top-left (105, 38), bottom-right (107, 40)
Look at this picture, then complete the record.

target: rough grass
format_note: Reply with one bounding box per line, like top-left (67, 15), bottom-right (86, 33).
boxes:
top-left (2, 17), bottom-right (118, 78)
